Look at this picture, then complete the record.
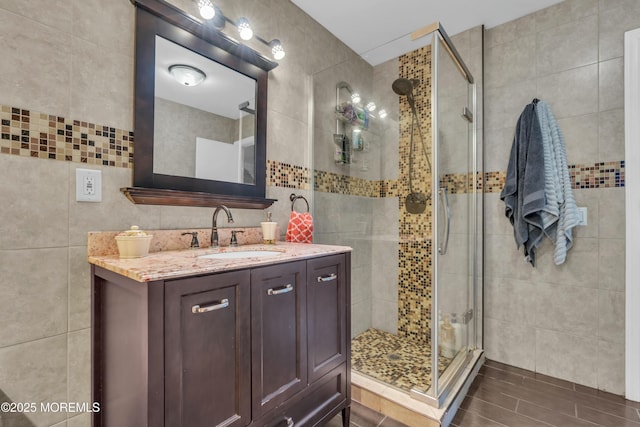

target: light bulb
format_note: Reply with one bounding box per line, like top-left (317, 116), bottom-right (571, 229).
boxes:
top-left (198, 0), bottom-right (215, 20)
top-left (270, 39), bottom-right (285, 60)
top-left (351, 92), bottom-right (361, 104)
top-left (378, 109), bottom-right (388, 119)
top-left (237, 18), bottom-right (253, 40)
top-left (366, 101), bottom-right (376, 112)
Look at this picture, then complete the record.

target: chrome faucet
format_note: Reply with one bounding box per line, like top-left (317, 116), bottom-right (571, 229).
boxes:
top-left (211, 205), bottom-right (234, 247)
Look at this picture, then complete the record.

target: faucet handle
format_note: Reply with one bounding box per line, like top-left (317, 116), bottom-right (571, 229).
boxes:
top-left (181, 232), bottom-right (200, 249)
top-left (230, 230), bottom-right (244, 247)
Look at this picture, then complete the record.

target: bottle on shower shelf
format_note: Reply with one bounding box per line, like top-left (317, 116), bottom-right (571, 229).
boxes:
top-left (439, 314), bottom-right (456, 359)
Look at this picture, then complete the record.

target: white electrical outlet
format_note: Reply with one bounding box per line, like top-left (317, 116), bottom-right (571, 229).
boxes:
top-left (578, 207), bottom-right (588, 226)
top-left (76, 168), bottom-right (102, 202)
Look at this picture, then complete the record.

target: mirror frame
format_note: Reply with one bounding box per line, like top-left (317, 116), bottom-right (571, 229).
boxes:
top-left (124, 0), bottom-right (277, 209)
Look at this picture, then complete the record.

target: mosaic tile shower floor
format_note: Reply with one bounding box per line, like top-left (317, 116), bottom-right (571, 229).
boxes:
top-left (351, 328), bottom-right (451, 393)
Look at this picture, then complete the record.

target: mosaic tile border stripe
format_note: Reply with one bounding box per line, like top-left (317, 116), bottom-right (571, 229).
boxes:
top-left (0, 105), bottom-right (134, 168)
top-left (313, 169), bottom-right (398, 198)
top-left (482, 160), bottom-right (625, 194)
top-left (267, 160), bottom-right (311, 190)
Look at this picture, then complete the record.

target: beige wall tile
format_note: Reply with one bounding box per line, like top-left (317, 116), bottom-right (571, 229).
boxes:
top-left (536, 15), bottom-right (598, 76)
top-left (598, 188), bottom-right (625, 239)
top-left (599, 57), bottom-right (624, 112)
top-left (535, 0), bottom-right (598, 32)
top-left (598, 108), bottom-right (625, 162)
top-left (0, 248), bottom-right (68, 347)
top-left (371, 298), bottom-right (398, 335)
top-left (70, 37), bottom-right (134, 131)
top-left (528, 237), bottom-right (599, 288)
top-left (484, 193), bottom-right (512, 237)
top-left (484, 35), bottom-right (537, 89)
top-left (484, 127), bottom-right (513, 173)
top-left (71, 0), bottom-right (134, 55)
top-left (536, 64), bottom-right (599, 119)
top-left (0, 155), bottom-right (69, 250)
top-left (484, 318), bottom-right (536, 371)
top-left (484, 79), bottom-right (537, 131)
top-left (67, 329), bottom-right (91, 405)
top-left (267, 110), bottom-right (309, 167)
top-left (598, 0), bottom-right (640, 61)
top-left (0, 9), bottom-right (72, 118)
top-left (0, 0), bottom-right (72, 32)
top-left (351, 298), bottom-right (372, 337)
top-left (598, 238), bottom-right (625, 291)
top-left (484, 278), bottom-right (536, 326)
top-left (484, 14), bottom-right (536, 49)
top-left (535, 328), bottom-right (598, 388)
top-left (558, 113), bottom-right (598, 166)
top-left (572, 189), bottom-right (599, 239)
top-left (0, 335), bottom-right (67, 427)
top-left (371, 241), bottom-right (398, 301)
top-left (597, 338), bottom-right (625, 395)
top-left (598, 290), bottom-right (625, 344)
top-left (68, 246), bottom-right (91, 332)
top-left (534, 283), bottom-right (598, 337)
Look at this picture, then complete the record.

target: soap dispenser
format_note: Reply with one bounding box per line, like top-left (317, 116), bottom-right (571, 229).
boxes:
top-left (261, 211), bottom-right (277, 244)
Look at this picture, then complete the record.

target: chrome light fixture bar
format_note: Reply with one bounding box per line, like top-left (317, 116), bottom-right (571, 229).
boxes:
top-left (196, 1), bottom-right (285, 61)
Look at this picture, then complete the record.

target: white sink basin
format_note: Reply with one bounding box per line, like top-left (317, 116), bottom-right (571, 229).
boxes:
top-left (198, 250), bottom-right (283, 260)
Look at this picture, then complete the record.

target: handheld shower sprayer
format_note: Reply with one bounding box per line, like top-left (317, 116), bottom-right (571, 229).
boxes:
top-left (392, 77), bottom-right (432, 214)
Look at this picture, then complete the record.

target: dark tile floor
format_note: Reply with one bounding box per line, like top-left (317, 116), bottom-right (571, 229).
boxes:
top-left (325, 401), bottom-right (409, 427)
top-left (331, 360), bottom-right (640, 426)
top-left (453, 359), bottom-right (640, 427)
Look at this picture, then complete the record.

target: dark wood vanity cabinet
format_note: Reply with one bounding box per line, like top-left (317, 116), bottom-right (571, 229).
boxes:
top-left (165, 270), bottom-right (251, 427)
top-left (91, 252), bottom-right (351, 427)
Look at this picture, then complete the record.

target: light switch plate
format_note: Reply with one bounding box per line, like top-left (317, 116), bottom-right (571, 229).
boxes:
top-left (76, 168), bottom-right (102, 202)
top-left (577, 207), bottom-right (588, 226)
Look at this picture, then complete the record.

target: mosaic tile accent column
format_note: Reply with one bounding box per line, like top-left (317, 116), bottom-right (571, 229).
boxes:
top-left (397, 46), bottom-right (433, 346)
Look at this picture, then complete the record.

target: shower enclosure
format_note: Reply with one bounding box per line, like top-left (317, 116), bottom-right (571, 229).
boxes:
top-left (312, 23), bottom-right (483, 420)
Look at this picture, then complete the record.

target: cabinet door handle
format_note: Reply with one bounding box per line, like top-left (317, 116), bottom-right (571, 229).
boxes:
top-left (267, 284), bottom-right (293, 296)
top-left (317, 273), bottom-right (337, 283)
top-left (285, 417), bottom-right (294, 427)
top-left (191, 298), bottom-right (229, 314)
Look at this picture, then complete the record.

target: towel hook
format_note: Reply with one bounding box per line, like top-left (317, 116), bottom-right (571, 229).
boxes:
top-left (289, 193), bottom-right (310, 212)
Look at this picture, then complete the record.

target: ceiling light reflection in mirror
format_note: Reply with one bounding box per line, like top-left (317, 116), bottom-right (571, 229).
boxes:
top-left (153, 36), bottom-right (258, 185)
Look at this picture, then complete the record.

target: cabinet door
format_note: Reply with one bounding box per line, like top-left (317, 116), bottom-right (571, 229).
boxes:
top-left (307, 254), bottom-right (348, 383)
top-left (165, 270), bottom-right (250, 427)
top-left (251, 261), bottom-right (307, 418)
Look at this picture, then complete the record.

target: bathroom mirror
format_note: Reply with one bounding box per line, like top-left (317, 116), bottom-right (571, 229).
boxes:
top-left (125, 0), bottom-right (277, 208)
top-left (154, 35), bottom-right (257, 185)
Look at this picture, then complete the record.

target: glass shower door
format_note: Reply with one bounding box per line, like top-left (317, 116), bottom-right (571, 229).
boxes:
top-left (431, 28), bottom-right (477, 400)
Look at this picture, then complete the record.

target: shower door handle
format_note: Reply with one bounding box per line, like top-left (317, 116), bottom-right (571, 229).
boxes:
top-left (438, 186), bottom-right (451, 255)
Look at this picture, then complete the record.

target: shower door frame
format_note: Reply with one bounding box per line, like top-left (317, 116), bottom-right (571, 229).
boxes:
top-left (409, 22), bottom-right (482, 408)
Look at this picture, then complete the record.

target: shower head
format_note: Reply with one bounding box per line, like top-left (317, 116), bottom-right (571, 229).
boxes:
top-left (392, 78), bottom-right (415, 96)
top-left (392, 78), bottom-right (420, 109)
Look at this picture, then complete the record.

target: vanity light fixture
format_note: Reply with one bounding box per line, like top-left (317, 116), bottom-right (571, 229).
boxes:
top-left (351, 92), bottom-right (361, 104)
top-left (269, 39), bottom-right (285, 60)
top-left (365, 101), bottom-right (376, 112)
top-left (198, 0), bottom-right (215, 20)
top-left (237, 17), bottom-right (253, 41)
top-left (194, 1), bottom-right (285, 62)
top-left (378, 109), bottom-right (388, 119)
top-left (169, 64), bottom-right (206, 87)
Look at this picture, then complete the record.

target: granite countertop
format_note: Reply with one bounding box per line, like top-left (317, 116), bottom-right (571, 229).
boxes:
top-left (88, 242), bottom-right (352, 283)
